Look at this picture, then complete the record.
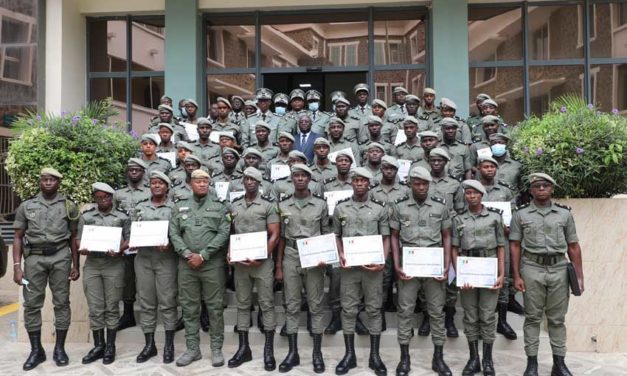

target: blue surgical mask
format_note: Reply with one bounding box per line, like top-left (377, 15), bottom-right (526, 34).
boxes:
top-left (308, 102), bottom-right (319, 112)
top-left (275, 106), bottom-right (286, 115)
top-left (179, 108), bottom-right (188, 118)
top-left (491, 144), bottom-right (507, 157)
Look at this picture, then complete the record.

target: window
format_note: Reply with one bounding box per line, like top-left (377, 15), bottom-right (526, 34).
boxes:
top-left (533, 24), bottom-right (549, 60)
top-left (374, 39), bottom-right (403, 65)
top-left (375, 83), bottom-right (388, 103)
top-left (578, 4), bottom-right (596, 47)
top-left (328, 42), bottom-right (358, 66)
top-left (0, 13), bottom-right (36, 85)
top-left (409, 32), bottom-right (420, 60)
top-left (619, 3), bottom-right (627, 27)
top-left (207, 28), bottom-right (224, 66)
top-left (617, 65), bottom-right (627, 109)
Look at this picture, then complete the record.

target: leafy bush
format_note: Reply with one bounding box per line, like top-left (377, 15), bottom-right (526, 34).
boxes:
top-left (5, 99), bottom-right (139, 204)
top-left (510, 95), bottom-right (627, 198)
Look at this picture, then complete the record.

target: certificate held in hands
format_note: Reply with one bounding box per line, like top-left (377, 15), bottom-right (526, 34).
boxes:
top-left (129, 221), bottom-right (169, 248)
top-left (80, 225), bottom-right (123, 253)
top-left (456, 256), bottom-right (498, 289)
top-left (230, 231), bottom-right (268, 262)
top-left (403, 247), bottom-right (444, 278)
top-left (342, 235), bottom-right (385, 267)
top-left (297, 233), bottom-right (339, 268)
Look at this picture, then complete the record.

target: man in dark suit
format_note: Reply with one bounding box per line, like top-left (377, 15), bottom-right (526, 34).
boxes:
top-left (294, 114), bottom-right (320, 162)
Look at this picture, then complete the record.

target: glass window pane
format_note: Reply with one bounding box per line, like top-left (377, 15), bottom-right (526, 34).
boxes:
top-left (261, 12), bottom-right (368, 67)
top-left (206, 15), bottom-right (255, 69)
top-left (207, 73), bottom-right (256, 105)
top-left (89, 78), bottom-right (127, 124)
top-left (374, 10), bottom-right (427, 65)
top-left (131, 76), bottom-right (164, 132)
top-left (590, 64), bottom-right (627, 114)
top-left (527, 5), bottom-right (583, 60)
top-left (131, 19), bottom-right (165, 72)
top-left (469, 67), bottom-right (524, 126)
top-left (89, 20), bottom-right (127, 72)
top-left (374, 69), bottom-right (425, 105)
top-left (469, 6), bottom-right (522, 61)
top-left (529, 66), bottom-right (584, 117)
top-left (590, 3), bottom-right (627, 58)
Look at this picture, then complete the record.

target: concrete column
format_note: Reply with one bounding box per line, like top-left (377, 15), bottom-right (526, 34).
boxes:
top-left (431, 0), bottom-right (470, 118)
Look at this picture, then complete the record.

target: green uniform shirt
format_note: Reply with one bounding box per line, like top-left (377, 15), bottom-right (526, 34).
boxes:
top-left (168, 167), bottom-right (186, 185)
top-left (279, 193), bottom-right (331, 257)
top-left (496, 155), bottom-right (522, 193)
top-left (483, 181), bottom-right (515, 203)
top-left (390, 195), bottom-right (451, 248)
top-left (253, 143), bottom-right (280, 172)
top-left (244, 112), bottom-right (280, 146)
top-left (191, 140), bottom-right (221, 166)
top-left (13, 193), bottom-right (79, 247)
top-left (392, 140), bottom-right (425, 162)
top-left (358, 138), bottom-right (393, 162)
top-left (272, 177), bottom-right (323, 200)
top-left (310, 161), bottom-right (336, 182)
top-left (142, 157), bottom-right (172, 182)
top-left (328, 137), bottom-right (361, 166)
top-left (369, 181), bottom-right (409, 205)
top-left (333, 197), bottom-right (390, 237)
top-left (429, 175), bottom-right (465, 214)
top-left (213, 120), bottom-right (242, 145)
top-left (322, 175), bottom-right (353, 192)
top-left (451, 206), bottom-right (505, 250)
top-left (77, 207), bottom-right (130, 243)
top-left (440, 140), bottom-right (472, 179)
top-left (230, 193), bottom-right (279, 234)
top-left (113, 184), bottom-right (151, 216)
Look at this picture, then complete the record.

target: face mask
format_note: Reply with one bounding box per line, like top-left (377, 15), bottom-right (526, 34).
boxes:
top-left (275, 106), bottom-right (286, 115)
top-left (179, 108), bottom-right (187, 118)
top-left (491, 144), bottom-right (507, 157)
top-left (308, 102), bottom-right (319, 112)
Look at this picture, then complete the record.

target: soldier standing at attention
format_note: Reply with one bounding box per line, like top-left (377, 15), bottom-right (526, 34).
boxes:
top-left (169, 169), bottom-right (231, 367)
top-left (77, 183), bottom-right (130, 365)
top-left (12, 168), bottom-right (80, 371)
top-left (510, 173), bottom-right (584, 376)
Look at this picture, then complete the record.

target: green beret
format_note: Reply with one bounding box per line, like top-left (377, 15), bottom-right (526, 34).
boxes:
top-left (158, 104), bottom-right (174, 113)
top-left (489, 133), bottom-right (510, 142)
top-left (218, 132), bottom-right (236, 141)
top-left (150, 170), bottom-right (171, 186)
top-left (176, 141), bottom-right (193, 151)
top-left (478, 156), bottom-right (499, 167)
top-left (314, 137), bottom-right (331, 147)
top-left (127, 158), bottom-right (147, 170)
top-left (242, 148), bottom-right (263, 160)
top-left (367, 115), bottom-right (383, 125)
top-left (476, 93), bottom-right (491, 101)
top-left (186, 99), bottom-right (199, 108)
top-left (351, 167), bottom-right (374, 181)
top-left (440, 117), bottom-right (458, 128)
top-left (393, 86), bottom-right (408, 94)
top-left (335, 97), bottom-right (350, 106)
top-left (440, 97), bottom-right (456, 110)
top-left (158, 122), bottom-right (174, 132)
top-left (184, 155), bottom-right (202, 166)
top-left (408, 166), bottom-right (432, 182)
top-left (222, 147), bottom-right (240, 159)
top-left (529, 172), bottom-right (556, 186)
top-left (288, 150), bottom-right (308, 163)
top-left (92, 182), bottom-right (114, 195)
top-left (405, 94), bottom-right (420, 103)
top-left (371, 99), bottom-right (387, 109)
top-left (462, 180), bottom-right (486, 196)
top-left (141, 133), bottom-right (160, 145)
top-left (381, 155), bottom-right (399, 169)
top-left (481, 115), bottom-right (500, 125)
top-left (197, 117), bottom-right (213, 127)
top-left (278, 131), bottom-right (295, 142)
top-left (243, 167), bottom-right (263, 183)
top-left (328, 117), bottom-right (346, 127)
top-left (482, 99), bottom-right (498, 108)
top-left (419, 131), bottom-right (439, 139)
top-left (403, 116), bottom-right (419, 125)
top-left (367, 142), bottom-right (386, 153)
top-left (216, 97), bottom-right (232, 109)
top-left (255, 120), bottom-right (271, 131)
top-left (291, 163), bottom-right (313, 176)
top-left (335, 149), bottom-right (354, 163)
top-left (429, 147), bottom-right (450, 161)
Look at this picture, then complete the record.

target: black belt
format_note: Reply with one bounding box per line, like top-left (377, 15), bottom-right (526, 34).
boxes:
top-left (523, 252), bottom-right (565, 266)
top-left (285, 238), bottom-right (303, 248)
top-left (462, 248), bottom-right (497, 257)
top-left (28, 243), bottom-right (67, 256)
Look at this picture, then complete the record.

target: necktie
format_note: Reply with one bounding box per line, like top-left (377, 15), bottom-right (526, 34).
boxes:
top-left (301, 133), bottom-right (307, 146)
top-left (312, 112), bottom-right (316, 121)
top-left (262, 114), bottom-right (266, 121)
top-left (361, 107), bottom-right (365, 114)
top-left (401, 104), bottom-right (406, 115)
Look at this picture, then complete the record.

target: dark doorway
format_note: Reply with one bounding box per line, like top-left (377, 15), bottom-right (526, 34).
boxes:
top-left (263, 72), bottom-right (367, 112)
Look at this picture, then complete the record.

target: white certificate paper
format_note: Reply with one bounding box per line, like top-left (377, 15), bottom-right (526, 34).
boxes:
top-left (157, 152), bottom-right (177, 168)
top-left (402, 247), bottom-right (444, 278)
top-left (342, 235), bottom-right (385, 267)
top-left (209, 131), bottom-right (221, 144)
top-left (270, 164), bottom-right (291, 181)
top-left (297, 233), bottom-right (339, 268)
top-left (324, 190), bottom-right (353, 215)
top-left (456, 256), bottom-right (498, 289)
top-left (80, 225), bottom-right (122, 253)
top-left (476, 147), bottom-right (493, 159)
top-left (180, 122), bottom-right (199, 141)
top-left (214, 182), bottom-right (229, 201)
top-left (129, 221), bottom-right (169, 248)
top-left (394, 130), bottom-right (407, 146)
top-left (397, 159), bottom-right (412, 181)
top-left (483, 201), bottom-right (512, 227)
top-left (230, 231), bottom-right (268, 262)
top-left (328, 148), bottom-right (357, 168)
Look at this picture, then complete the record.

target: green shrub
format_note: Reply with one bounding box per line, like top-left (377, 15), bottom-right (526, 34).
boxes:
top-left (5, 99), bottom-right (139, 204)
top-left (510, 95), bottom-right (627, 198)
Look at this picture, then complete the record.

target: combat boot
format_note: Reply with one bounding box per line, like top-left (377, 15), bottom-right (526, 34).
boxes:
top-left (102, 328), bottom-right (117, 364)
top-left (508, 294), bottom-right (524, 315)
top-left (82, 329), bottom-right (105, 364)
top-left (136, 332), bottom-right (158, 363)
top-left (117, 302), bottom-right (136, 331)
top-left (52, 329), bottom-right (69, 366)
top-left (431, 345), bottom-right (452, 376)
top-left (23, 330), bottom-right (46, 371)
top-left (263, 330), bottom-right (276, 371)
top-left (482, 342), bottom-right (495, 376)
top-left (368, 334), bottom-right (387, 376)
top-left (335, 334), bottom-right (357, 374)
top-left (551, 355), bottom-right (573, 376)
top-left (228, 331), bottom-right (252, 367)
top-left (496, 302), bottom-right (517, 340)
top-left (312, 333), bottom-right (325, 373)
top-left (523, 356), bottom-right (538, 376)
top-left (325, 309), bottom-right (342, 334)
top-left (396, 344), bottom-right (410, 376)
top-left (175, 347), bottom-right (201, 367)
top-left (257, 309), bottom-right (265, 332)
top-left (418, 312), bottom-right (431, 336)
top-left (163, 330), bottom-right (175, 364)
top-left (355, 315), bottom-right (369, 335)
top-left (279, 333), bottom-right (300, 372)
top-left (211, 348), bottom-right (224, 367)
top-left (444, 307), bottom-right (458, 337)
top-left (462, 340), bottom-right (480, 376)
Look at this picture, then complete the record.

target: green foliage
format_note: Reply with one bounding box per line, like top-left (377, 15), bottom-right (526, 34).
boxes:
top-left (510, 94), bottom-right (627, 198)
top-left (5, 99), bottom-right (139, 204)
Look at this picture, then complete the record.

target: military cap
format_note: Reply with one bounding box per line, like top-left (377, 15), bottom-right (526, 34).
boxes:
top-left (367, 142), bottom-right (386, 153)
top-left (353, 83), bottom-right (369, 94)
top-left (335, 149), bottom-right (354, 162)
top-left (314, 137), bottom-right (331, 147)
top-left (327, 117), bottom-right (346, 127)
top-left (158, 104), bottom-right (174, 113)
top-left (367, 115), bottom-right (383, 125)
top-left (405, 94), bottom-right (420, 103)
top-left (197, 117), bottom-right (213, 127)
top-left (306, 89), bottom-right (322, 101)
top-left (440, 117), bottom-right (459, 128)
top-left (231, 95), bottom-right (245, 104)
top-left (288, 150), bottom-right (308, 163)
top-left (440, 97), bottom-right (457, 110)
top-left (351, 167), bottom-right (374, 181)
top-left (335, 96), bottom-right (350, 106)
top-left (371, 99), bottom-right (387, 109)
top-left (149, 170), bottom-right (171, 186)
top-left (274, 93), bottom-right (289, 105)
top-left (419, 130), bottom-right (439, 139)
top-left (429, 147), bottom-right (451, 161)
top-left (40, 167), bottom-right (63, 179)
top-left (218, 132), bottom-right (236, 141)
top-left (176, 141), bottom-right (193, 151)
top-left (216, 97), bottom-right (232, 109)
top-left (158, 122), bottom-right (174, 132)
top-left (381, 155), bottom-right (399, 169)
top-left (403, 116), bottom-right (419, 125)
top-left (191, 169), bottom-right (210, 179)
top-left (423, 87), bottom-right (436, 96)
top-left (331, 90), bottom-right (347, 103)
top-left (408, 166), bottom-right (432, 182)
top-left (186, 99), bottom-right (199, 108)
top-left (242, 148), bottom-right (263, 160)
top-left (255, 120), bottom-right (271, 131)
top-left (127, 158), bottom-right (147, 170)
top-left (222, 147), bottom-right (240, 159)
top-left (291, 163), bottom-right (313, 176)
top-left (141, 133), bottom-right (160, 145)
top-left (478, 156), bottom-right (499, 167)
top-left (256, 88), bottom-right (274, 100)
top-left (184, 155), bottom-right (202, 166)
top-left (393, 86), bottom-right (408, 94)
top-left (481, 115), bottom-right (500, 125)
top-left (528, 172), bottom-right (556, 186)
top-left (476, 93), bottom-right (491, 101)
top-left (92, 182), bottom-right (115, 195)
top-left (243, 167), bottom-right (263, 183)
top-left (482, 99), bottom-right (498, 108)
top-left (244, 100), bottom-right (258, 109)
top-left (278, 131), bottom-right (295, 142)
top-left (289, 89), bottom-right (305, 101)
top-left (462, 180), bottom-right (487, 196)
top-left (489, 133), bottom-right (511, 143)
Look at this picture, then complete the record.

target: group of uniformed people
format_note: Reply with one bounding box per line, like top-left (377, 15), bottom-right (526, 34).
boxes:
top-left (12, 84), bottom-right (584, 376)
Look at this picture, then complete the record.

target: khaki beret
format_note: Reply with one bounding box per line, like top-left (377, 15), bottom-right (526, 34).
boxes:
top-left (40, 167), bottom-right (63, 179)
top-left (381, 155), bottom-right (399, 169)
top-left (184, 155), bottom-right (202, 166)
top-left (478, 156), bottom-right (499, 167)
top-left (176, 141), bottom-right (193, 151)
top-left (314, 137), bottom-right (331, 147)
top-left (403, 116), bottom-right (419, 125)
top-left (222, 147), bottom-right (240, 159)
top-left (127, 158), bottom-right (147, 170)
top-left (186, 99), bottom-right (199, 108)
top-left (367, 115), bottom-right (383, 125)
top-left (429, 147), bottom-right (451, 161)
top-left (481, 115), bottom-right (500, 125)
top-left (243, 167), bottom-right (263, 183)
top-left (482, 99), bottom-right (498, 108)
top-left (351, 167), bottom-right (374, 181)
top-left (242, 148), bottom-right (263, 160)
top-left (291, 163), bottom-right (313, 176)
top-left (216, 97), bottom-right (232, 109)
top-left (141, 133), bottom-right (160, 145)
top-left (393, 86), bottom-right (408, 94)
top-left (419, 130), bottom-right (439, 139)
top-left (440, 117), bottom-right (459, 128)
top-left (218, 132), bottom-right (236, 141)
top-left (191, 169), bottom-right (210, 179)
top-left (335, 97), bottom-right (350, 106)
top-left (440, 97), bottom-right (457, 110)
top-left (278, 131), bottom-right (295, 142)
top-left (149, 170), bottom-right (171, 186)
top-left (405, 94), bottom-right (420, 103)
top-left (288, 150), bottom-right (308, 163)
top-left (529, 172), bottom-right (556, 186)
top-left (462, 180), bottom-right (487, 196)
top-left (489, 133), bottom-right (510, 142)
top-left (335, 149), bottom-right (354, 162)
top-left (158, 104), bottom-right (174, 113)
top-left (158, 122), bottom-right (174, 132)
top-left (367, 142), bottom-right (386, 153)
top-left (197, 117), bottom-right (213, 127)
top-left (423, 87), bottom-right (436, 96)
top-left (371, 99), bottom-right (387, 109)
top-left (92, 182), bottom-right (115, 195)
top-left (255, 120), bottom-right (271, 131)
top-left (408, 166), bottom-right (432, 182)
top-left (353, 83), bottom-right (369, 94)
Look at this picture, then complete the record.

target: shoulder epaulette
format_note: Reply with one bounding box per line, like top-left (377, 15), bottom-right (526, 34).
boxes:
top-left (486, 206), bottom-right (503, 215)
top-left (515, 202), bottom-right (530, 211)
top-left (263, 177), bottom-right (273, 183)
top-left (431, 196), bottom-right (446, 205)
top-left (418, 114), bottom-right (430, 120)
top-left (323, 176), bottom-right (337, 184)
top-left (358, 140), bottom-right (369, 146)
top-left (555, 202), bottom-right (572, 211)
top-left (399, 180), bottom-right (408, 186)
top-left (261, 194), bottom-right (275, 202)
top-left (396, 141), bottom-right (407, 147)
top-left (369, 182), bottom-right (380, 189)
top-left (336, 197), bottom-right (351, 206)
top-left (232, 195), bottom-right (245, 203)
top-left (157, 156), bottom-right (170, 162)
top-left (395, 195), bottom-right (409, 204)
top-left (349, 115), bottom-right (360, 120)
top-left (497, 180), bottom-right (515, 191)
top-left (136, 197), bottom-right (150, 205)
top-left (371, 197), bottom-right (385, 207)
top-left (279, 193), bottom-right (293, 202)
top-left (83, 206), bottom-right (97, 213)
top-left (312, 192), bottom-right (325, 200)
top-left (449, 173), bottom-right (463, 182)
top-left (472, 136), bottom-right (483, 143)
top-left (115, 208), bottom-right (128, 215)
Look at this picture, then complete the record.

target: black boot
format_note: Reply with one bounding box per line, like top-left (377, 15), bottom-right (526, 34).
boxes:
top-left (523, 356), bottom-right (538, 376)
top-left (312, 333), bottom-right (325, 373)
top-left (462, 341), bottom-right (481, 376)
top-left (117, 302), bottom-right (136, 331)
top-left (175, 315), bottom-right (184, 331)
top-left (136, 332), bottom-right (158, 363)
top-left (325, 309), bottom-right (342, 334)
top-left (53, 329), bottom-right (69, 366)
top-left (482, 343), bottom-right (495, 376)
top-left (279, 333), bottom-right (300, 372)
top-left (418, 312), bottom-right (430, 336)
top-left (257, 309), bottom-right (265, 332)
top-left (496, 303), bottom-right (517, 340)
top-left (508, 294), bottom-right (525, 315)
top-left (307, 311), bottom-right (313, 336)
top-left (368, 334), bottom-right (387, 376)
top-left (381, 310), bottom-right (387, 332)
top-left (396, 344), bottom-right (410, 376)
top-left (102, 329), bottom-right (117, 365)
top-left (82, 329), bottom-right (105, 364)
top-left (200, 302), bottom-right (209, 332)
top-left (431, 345), bottom-right (452, 376)
top-left (355, 315), bottom-right (369, 335)
top-left (280, 323), bottom-right (287, 337)
top-left (228, 331), bottom-right (252, 368)
top-left (335, 334), bottom-right (357, 375)
top-left (263, 330), bottom-right (276, 371)
top-left (23, 330), bottom-right (46, 371)
top-left (551, 355), bottom-right (573, 376)
top-left (163, 330), bottom-right (175, 364)
top-left (444, 307), bottom-right (458, 337)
